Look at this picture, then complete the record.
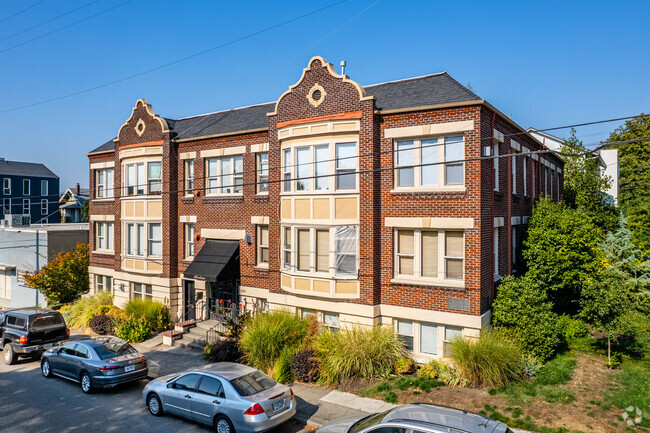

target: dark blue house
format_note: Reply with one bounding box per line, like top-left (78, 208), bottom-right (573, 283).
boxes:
top-left (0, 158), bottom-right (60, 224)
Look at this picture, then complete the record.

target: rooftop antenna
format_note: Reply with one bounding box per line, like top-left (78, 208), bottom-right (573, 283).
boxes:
top-left (340, 60), bottom-right (346, 75)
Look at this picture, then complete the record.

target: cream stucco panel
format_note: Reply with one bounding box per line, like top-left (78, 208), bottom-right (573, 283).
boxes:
top-left (200, 229), bottom-right (245, 241)
top-left (384, 217), bottom-right (474, 230)
top-left (384, 120), bottom-right (474, 139)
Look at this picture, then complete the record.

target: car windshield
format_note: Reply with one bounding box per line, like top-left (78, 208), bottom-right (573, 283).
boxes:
top-left (230, 371), bottom-right (276, 396)
top-left (94, 341), bottom-right (138, 360)
top-left (30, 314), bottom-right (65, 329)
top-left (350, 409), bottom-right (394, 433)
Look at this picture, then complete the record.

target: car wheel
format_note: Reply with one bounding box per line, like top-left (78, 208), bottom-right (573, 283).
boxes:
top-left (3, 343), bottom-right (17, 365)
top-left (147, 394), bottom-right (163, 416)
top-left (80, 372), bottom-right (93, 394)
top-left (41, 359), bottom-right (52, 378)
top-left (214, 415), bottom-right (235, 433)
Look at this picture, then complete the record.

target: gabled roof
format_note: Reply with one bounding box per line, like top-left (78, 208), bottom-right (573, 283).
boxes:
top-left (88, 72), bottom-right (480, 154)
top-left (0, 160), bottom-right (58, 178)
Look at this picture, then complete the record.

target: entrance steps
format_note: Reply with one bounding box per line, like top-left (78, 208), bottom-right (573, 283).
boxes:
top-left (163, 319), bottom-right (223, 351)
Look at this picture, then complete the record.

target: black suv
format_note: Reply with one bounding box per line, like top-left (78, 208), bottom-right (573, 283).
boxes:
top-left (0, 308), bottom-right (69, 365)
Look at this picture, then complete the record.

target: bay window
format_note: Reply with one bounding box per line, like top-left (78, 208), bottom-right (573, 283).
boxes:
top-left (206, 155), bottom-right (243, 195)
top-left (282, 226), bottom-right (358, 277)
top-left (394, 135), bottom-right (464, 189)
top-left (283, 227), bottom-right (292, 270)
top-left (126, 223), bottom-right (145, 256)
top-left (148, 223), bottom-right (162, 257)
top-left (133, 283), bottom-right (152, 300)
top-left (316, 229), bottom-right (329, 273)
top-left (148, 162), bottom-right (162, 194)
top-left (335, 143), bottom-right (356, 189)
top-left (315, 146), bottom-right (329, 191)
top-left (394, 229), bottom-right (464, 282)
top-left (297, 229), bottom-right (310, 271)
top-left (334, 226), bottom-right (358, 275)
top-left (296, 148), bottom-right (310, 191)
top-left (282, 149), bottom-right (291, 192)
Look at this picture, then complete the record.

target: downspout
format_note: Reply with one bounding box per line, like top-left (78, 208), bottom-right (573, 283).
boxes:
top-left (491, 112), bottom-right (496, 300)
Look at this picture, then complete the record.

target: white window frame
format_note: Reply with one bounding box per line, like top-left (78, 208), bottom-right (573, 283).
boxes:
top-left (443, 326), bottom-right (463, 357)
top-left (124, 162), bottom-right (145, 196)
top-left (493, 143), bottom-right (500, 191)
top-left (256, 153), bottom-right (269, 194)
top-left (420, 322), bottom-right (439, 356)
top-left (23, 179), bottom-right (30, 196)
top-left (96, 168), bottom-right (114, 199)
top-left (96, 275), bottom-right (112, 293)
top-left (40, 199), bottom-right (47, 215)
top-left (511, 153), bottom-right (517, 194)
top-left (184, 160), bottom-right (194, 196)
top-left (282, 149), bottom-right (292, 192)
top-left (147, 162), bottom-right (162, 195)
top-left (396, 319), bottom-right (414, 351)
top-left (125, 222), bottom-right (145, 257)
top-left (41, 180), bottom-right (48, 197)
top-left (132, 283), bottom-right (153, 300)
top-left (185, 223), bottom-right (194, 258)
top-left (393, 229), bottom-right (465, 284)
top-left (282, 227), bottom-right (292, 270)
top-left (3, 178), bottom-right (10, 195)
top-left (394, 135), bottom-right (465, 191)
top-left (22, 199), bottom-right (30, 215)
top-left (323, 312), bottom-right (340, 332)
top-left (205, 155), bottom-right (243, 196)
top-left (95, 222), bottom-right (114, 252)
top-left (148, 223), bottom-right (162, 257)
top-left (257, 225), bottom-right (269, 266)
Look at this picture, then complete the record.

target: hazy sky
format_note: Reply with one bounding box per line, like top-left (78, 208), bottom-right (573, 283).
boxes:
top-left (1, 0), bottom-right (648, 190)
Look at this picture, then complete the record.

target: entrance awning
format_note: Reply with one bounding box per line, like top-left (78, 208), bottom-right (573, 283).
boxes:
top-left (183, 240), bottom-right (239, 282)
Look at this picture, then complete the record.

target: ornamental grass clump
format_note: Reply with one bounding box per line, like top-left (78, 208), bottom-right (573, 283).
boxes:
top-left (449, 330), bottom-right (524, 388)
top-left (315, 326), bottom-right (406, 384)
top-left (238, 310), bottom-right (311, 373)
top-left (61, 291), bottom-right (113, 329)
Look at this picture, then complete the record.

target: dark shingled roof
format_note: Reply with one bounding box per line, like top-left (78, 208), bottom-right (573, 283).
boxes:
top-left (0, 160), bottom-right (58, 178)
top-left (88, 72), bottom-right (480, 154)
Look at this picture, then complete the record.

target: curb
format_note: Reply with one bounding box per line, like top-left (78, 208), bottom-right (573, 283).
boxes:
top-left (294, 414), bottom-right (322, 429)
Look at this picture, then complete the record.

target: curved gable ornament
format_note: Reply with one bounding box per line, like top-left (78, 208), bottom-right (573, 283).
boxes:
top-left (117, 99), bottom-right (169, 141)
top-left (268, 56), bottom-right (373, 116)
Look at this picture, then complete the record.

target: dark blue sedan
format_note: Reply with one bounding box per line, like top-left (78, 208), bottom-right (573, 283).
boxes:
top-left (40, 336), bottom-right (148, 393)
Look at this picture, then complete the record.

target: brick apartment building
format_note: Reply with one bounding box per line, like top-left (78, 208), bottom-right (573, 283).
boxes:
top-left (87, 56), bottom-right (563, 359)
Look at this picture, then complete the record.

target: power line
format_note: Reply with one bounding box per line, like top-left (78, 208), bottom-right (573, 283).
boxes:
top-left (0, 0), bottom-right (134, 55)
top-left (0, 0), bottom-right (47, 25)
top-left (0, 0), bottom-right (101, 44)
top-left (0, 0), bottom-right (348, 114)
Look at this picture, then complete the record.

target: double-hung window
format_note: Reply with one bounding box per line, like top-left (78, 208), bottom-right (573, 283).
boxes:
top-left (96, 275), bottom-right (112, 293)
top-left (334, 226), bottom-right (357, 276)
top-left (95, 222), bottom-right (114, 251)
top-left (96, 168), bottom-right (114, 198)
top-left (297, 229), bottom-right (310, 271)
top-left (395, 229), bottom-right (464, 281)
top-left (335, 143), bottom-right (356, 189)
top-left (395, 135), bottom-right (464, 189)
top-left (257, 225), bottom-right (269, 265)
top-left (206, 156), bottom-right (243, 195)
top-left (41, 180), bottom-right (48, 197)
top-left (283, 227), bottom-right (292, 270)
top-left (282, 142), bottom-right (358, 193)
top-left (316, 229), bottom-right (329, 273)
top-left (133, 283), bottom-right (152, 300)
top-left (323, 312), bottom-right (340, 333)
top-left (184, 160), bottom-right (194, 195)
top-left (511, 153), bottom-right (517, 194)
top-left (493, 228), bottom-right (500, 279)
top-left (283, 226), bottom-right (357, 277)
top-left (22, 199), bottom-right (30, 215)
top-left (420, 323), bottom-right (438, 355)
top-left (444, 326), bottom-right (462, 356)
top-left (295, 148), bottom-right (310, 191)
top-left (125, 163), bottom-right (145, 196)
top-left (41, 199), bottom-right (47, 215)
top-left (185, 223), bottom-right (194, 258)
top-left (23, 179), bottom-right (30, 195)
top-left (126, 223), bottom-right (145, 256)
top-left (257, 153), bottom-right (269, 193)
top-left (282, 150), bottom-right (291, 192)
top-left (396, 320), bottom-right (414, 351)
top-left (315, 146), bottom-right (329, 190)
top-left (148, 162), bottom-right (162, 194)
top-left (493, 143), bottom-right (500, 191)
top-left (3, 178), bottom-right (10, 195)
top-left (148, 223), bottom-right (162, 256)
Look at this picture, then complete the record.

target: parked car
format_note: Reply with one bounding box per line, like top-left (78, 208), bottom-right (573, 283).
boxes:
top-left (143, 362), bottom-right (296, 433)
top-left (317, 403), bottom-right (512, 433)
top-left (0, 308), bottom-right (69, 365)
top-left (41, 336), bottom-right (148, 394)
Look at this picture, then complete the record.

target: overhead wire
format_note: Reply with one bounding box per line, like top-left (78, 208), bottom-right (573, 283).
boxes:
top-left (0, 0), bottom-right (47, 25)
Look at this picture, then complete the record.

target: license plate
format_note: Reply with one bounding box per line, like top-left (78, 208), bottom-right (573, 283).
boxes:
top-left (272, 399), bottom-right (285, 411)
top-left (125, 365), bottom-right (135, 372)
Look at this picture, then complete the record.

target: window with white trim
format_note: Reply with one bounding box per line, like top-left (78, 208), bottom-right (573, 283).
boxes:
top-left (301, 308), bottom-right (315, 319)
top-left (523, 155), bottom-right (528, 196)
top-left (124, 162), bottom-right (145, 196)
top-left (184, 160), bottom-right (194, 195)
top-left (23, 179), bottom-right (30, 195)
top-left (95, 222), bottom-right (114, 251)
top-left (544, 167), bottom-right (549, 195)
top-left (148, 223), bottom-right (162, 257)
top-left (22, 199), bottom-right (30, 215)
top-left (282, 142), bottom-right (358, 193)
top-left (511, 153), bottom-right (517, 194)
top-left (493, 227), bottom-right (500, 279)
top-left (282, 149), bottom-right (291, 192)
top-left (394, 135), bottom-right (464, 189)
top-left (133, 283), bottom-right (152, 300)
top-left (394, 229), bottom-right (464, 281)
top-left (443, 326), bottom-right (463, 356)
top-left (96, 168), bottom-right (114, 198)
top-left (126, 223), bottom-right (145, 257)
top-left (3, 198), bottom-right (10, 214)
top-left (334, 226), bottom-right (357, 276)
top-left (315, 145), bottom-right (329, 191)
top-left (256, 153), bottom-right (269, 193)
top-left (3, 178), bottom-right (10, 195)
top-left (41, 180), bottom-right (48, 196)
top-left (185, 223), bottom-right (194, 258)
top-left (148, 162), bottom-right (162, 194)
top-left (335, 143), bottom-right (356, 189)
top-left (41, 199), bottom-right (47, 215)
top-left (493, 143), bottom-right (499, 191)
top-left (420, 322), bottom-right (438, 355)
top-left (282, 227), bottom-right (291, 270)
top-left (396, 319), bottom-right (414, 351)
top-left (96, 275), bottom-right (112, 293)
top-left (206, 156), bottom-right (243, 195)
top-left (316, 229), bottom-right (329, 273)
top-left (257, 225), bottom-right (269, 266)
top-left (282, 226), bottom-right (357, 277)
top-left (323, 312), bottom-right (339, 332)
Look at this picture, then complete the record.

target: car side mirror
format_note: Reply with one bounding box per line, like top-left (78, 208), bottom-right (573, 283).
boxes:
top-left (167, 383), bottom-right (174, 389)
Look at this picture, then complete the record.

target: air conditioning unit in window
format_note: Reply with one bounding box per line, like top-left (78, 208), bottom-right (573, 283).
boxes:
top-left (3, 214), bottom-right (31, 227)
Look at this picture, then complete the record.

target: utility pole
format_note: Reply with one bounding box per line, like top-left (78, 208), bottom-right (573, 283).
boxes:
top-left (34, 230), bottom-right (39, 307)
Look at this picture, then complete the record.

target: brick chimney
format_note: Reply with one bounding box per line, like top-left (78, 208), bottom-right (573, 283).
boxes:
top-left (76, 183), bottom-right (80, 195)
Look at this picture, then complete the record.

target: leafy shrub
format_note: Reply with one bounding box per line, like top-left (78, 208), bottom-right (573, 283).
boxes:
top-left (203, 339), bottom-right (241, 363)
top-left (492, 275), bottom-right (562, 362)
top-left (95, 305), bottom-right (115, 315)
top-left (272, 345), bottom-right (298, 384)
top-left (115, 316), bottom-right (152, 342)
top-left (291, 348), bottom-right (320, 383)
top-left (315, 326), bottom-right (406, 384)
top-left (124, 299), bottom-right (172, 333)
top-left (437, 364), bottom-right (468, 387)
top-left (106, 307), bottom-right (127, 329)
top-left (523, 356), bottom-right (543, 378)
top-left (394, 357), bottom-right (416, 375)
top-left (449, 331), bottom-right (523, 388)
top-left (61, 292), bottom-right (114, 329)
top-left (239, 310), bottom-right (310, 373)
top-left (417, 359), bottom-right (447, 380)
top-left (557, 315), bottom-right (590, 343)
top-left (89, 314), bottom-right (113, 335)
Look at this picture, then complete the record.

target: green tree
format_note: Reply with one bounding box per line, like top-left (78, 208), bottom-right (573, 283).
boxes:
top-left (24, 243), bottom-right (90, 305)
top-left (81, 200), bottom-right (90, 223)
top-left (560, 128), bottom-right (616, 230)
top-left (609, 114), bottom-right (650, 206)
top-left (524, 198), bottom-right (603, 314)
top-left (492, 275), bottom-right (562, 362)
top-left (623, 200), bottom-right (650, 258)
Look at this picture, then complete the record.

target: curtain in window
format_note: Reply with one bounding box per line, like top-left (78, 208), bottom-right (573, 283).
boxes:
top-left (421, 323), bottom-right (438, 355)
top-left (445, 231), bottom-right (463, 279)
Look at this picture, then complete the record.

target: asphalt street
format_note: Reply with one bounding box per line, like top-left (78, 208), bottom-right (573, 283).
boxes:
top-left (0, 354), bottom-right (310, 433)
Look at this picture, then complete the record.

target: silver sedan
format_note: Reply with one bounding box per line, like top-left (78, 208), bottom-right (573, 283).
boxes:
top-left (142, 362), bottom-right (296, 433)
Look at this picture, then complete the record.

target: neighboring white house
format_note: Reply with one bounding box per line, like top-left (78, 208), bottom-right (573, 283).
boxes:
top-left (0, 222), bottom-right (88, 309)
top-left (528, 128), bottom-right (618, 204)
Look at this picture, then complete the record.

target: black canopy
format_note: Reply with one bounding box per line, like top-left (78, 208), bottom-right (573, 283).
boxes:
top-left (183, 240), bottom-right (239, 281)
